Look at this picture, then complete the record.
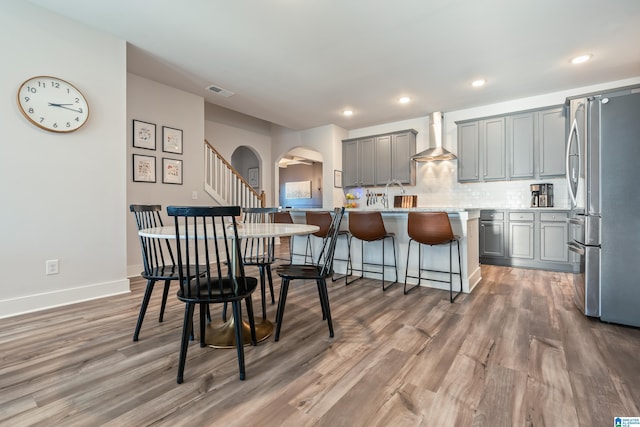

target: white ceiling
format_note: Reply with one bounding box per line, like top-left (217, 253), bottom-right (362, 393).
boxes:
top-left (29, 0), bottom-right (640, 130)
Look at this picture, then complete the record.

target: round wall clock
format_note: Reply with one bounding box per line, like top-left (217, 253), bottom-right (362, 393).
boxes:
top-left (17, 76), bottom-right (89, 133)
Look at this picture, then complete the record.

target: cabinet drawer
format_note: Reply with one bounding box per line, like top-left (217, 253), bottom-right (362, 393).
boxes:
top-left (480, 211), bottom-right (504, 221)
top-left (509, 212), bottom-right (534, 221)
top-left (540, 212), bottom-right (569, 222)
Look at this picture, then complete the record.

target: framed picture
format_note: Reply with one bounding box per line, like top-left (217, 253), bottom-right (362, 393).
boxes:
top-left (162, 126), bottom-right (183, 154)
top-left (248, 167), bottom-right (259, 188)
top-left (132, 154), bottom-right (156, 182)
top-left (162, 157), bottom-right (183, 184)
top-left (132, 120), bottom-right (156, 150)
top-left (334, 170), bottom-right (343, 188)
top-left (285, 180), bottom-right (312, 199)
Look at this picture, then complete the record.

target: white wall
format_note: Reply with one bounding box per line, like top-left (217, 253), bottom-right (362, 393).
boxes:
top-left (126, 74), bottom-right (205, 276)
top-left (349, 77), bottom-right (640, 209)
top-left (0, 1), bottom-right (128, 318)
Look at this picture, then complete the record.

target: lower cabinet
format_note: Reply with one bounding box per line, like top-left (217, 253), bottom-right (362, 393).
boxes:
top-left (480, 209), bottom-right (573, 271)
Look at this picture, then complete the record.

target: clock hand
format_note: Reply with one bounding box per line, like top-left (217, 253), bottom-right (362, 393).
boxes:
top-left (48, 102), bottom-right (82, 113)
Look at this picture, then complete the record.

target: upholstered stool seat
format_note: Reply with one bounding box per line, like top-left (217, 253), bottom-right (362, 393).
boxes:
top-left (404, 211), bottom-right (462, 302)
top-left (346, 211), bottom-right (398, 291)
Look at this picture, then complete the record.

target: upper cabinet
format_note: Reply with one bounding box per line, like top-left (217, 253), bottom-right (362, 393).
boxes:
top-left (457, 106), bottom-right (566, 183)
top-left (343, 129), bottom-right (416, 187)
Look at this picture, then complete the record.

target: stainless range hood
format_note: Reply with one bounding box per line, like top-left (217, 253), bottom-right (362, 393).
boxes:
top-left (411, 112), bottom-right (457, 162)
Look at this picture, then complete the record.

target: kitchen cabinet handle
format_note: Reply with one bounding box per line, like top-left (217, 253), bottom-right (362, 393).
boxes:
top-left (567, 241), bottom-right (585, 255)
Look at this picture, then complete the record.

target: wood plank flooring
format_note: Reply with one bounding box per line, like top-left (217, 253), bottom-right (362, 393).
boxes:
top-left (1, 264), bottom-right (639, 426)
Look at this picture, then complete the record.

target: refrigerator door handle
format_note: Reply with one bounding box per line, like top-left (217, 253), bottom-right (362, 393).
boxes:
top-left (568, 241), bottom-right (585, 255)
top-left (566, 117), bottom-right (580, 206)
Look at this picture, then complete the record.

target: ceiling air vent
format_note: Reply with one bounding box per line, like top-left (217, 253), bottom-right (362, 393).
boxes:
top-left (207, 84), bottom-right (235, 98)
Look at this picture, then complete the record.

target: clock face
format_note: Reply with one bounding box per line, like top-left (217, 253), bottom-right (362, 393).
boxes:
top-left (17, 76), bottom-right (89, 133)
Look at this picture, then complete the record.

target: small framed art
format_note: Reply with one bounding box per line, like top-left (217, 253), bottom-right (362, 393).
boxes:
top-left (248, 167), bottom-right (259, 188)
top-left (162, 157), bottom-right (183, 184)
top-left (334, 170), bottom-right (343, 188)
top-left (162, 126), bottom-right (183, 154)
top-left (133, 154), bottom-right (156, 182)
top-left (133, 120), bottom-right (156, 150)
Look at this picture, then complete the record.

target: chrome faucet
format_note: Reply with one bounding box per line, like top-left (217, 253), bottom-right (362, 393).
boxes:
top-left (383, 179), bottom-right (405, 208)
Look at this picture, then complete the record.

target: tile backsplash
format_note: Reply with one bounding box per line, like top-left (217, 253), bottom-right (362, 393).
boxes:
top-left (364, 161), bottom-right (569, 210)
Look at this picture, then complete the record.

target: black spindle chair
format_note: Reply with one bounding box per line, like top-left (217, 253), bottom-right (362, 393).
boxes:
top-left (167, 205), bottom-right (258, 384)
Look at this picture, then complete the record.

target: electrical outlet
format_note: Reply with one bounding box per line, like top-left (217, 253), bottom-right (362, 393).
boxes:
top-left (192, 190), bottom-right (198, 200)
top-left (46, 259), bottom-right (59, 275)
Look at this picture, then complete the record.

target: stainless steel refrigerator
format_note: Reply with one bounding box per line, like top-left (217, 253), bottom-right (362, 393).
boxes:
top-left (566, 88), bottom-right (640, 327)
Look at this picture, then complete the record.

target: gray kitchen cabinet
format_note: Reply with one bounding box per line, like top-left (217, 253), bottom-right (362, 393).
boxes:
top-left (457, 105), bottom-right (565, 182)
top-left (480, 209), bottom-right (573, 271)
top-left (482, 117), bottom-right (506, 180)
top-left (507, 112), bottom-right (535, 179)
top-left (343, 129), bottom-right (416, 187)
top-left (457, 121), bottom-right (480, 182)
top-left (509, 212), bottom-right (534, 259)
top-left (540, 212), bottom-right (569, 262)
top-left (342, 137), bottom-right (375, 187)
top-left (538, 107), bottom-right (566, 177)
top-left (479, 211), bottom-right (506, 258)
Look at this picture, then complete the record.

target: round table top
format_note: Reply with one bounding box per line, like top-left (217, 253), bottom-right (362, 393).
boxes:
top-left (138, 222), bottom-right (319, 239)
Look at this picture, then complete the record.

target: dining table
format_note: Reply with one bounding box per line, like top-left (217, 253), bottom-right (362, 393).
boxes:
top-left (138, 221), bottom-right (319, 348)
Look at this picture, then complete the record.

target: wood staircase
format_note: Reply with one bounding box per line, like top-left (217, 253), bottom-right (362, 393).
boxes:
top-left (204, 139), bottom-right (265, 208)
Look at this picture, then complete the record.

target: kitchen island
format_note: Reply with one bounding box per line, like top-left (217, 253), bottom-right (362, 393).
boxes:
top-left (288, 208), bottom-right (481, 294)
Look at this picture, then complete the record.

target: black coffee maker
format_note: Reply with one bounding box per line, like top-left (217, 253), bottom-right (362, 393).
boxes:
top-left (530, 183), bottom-right (553, 207)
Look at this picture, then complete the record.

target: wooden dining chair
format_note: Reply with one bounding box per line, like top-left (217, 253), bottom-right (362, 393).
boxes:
top-left (274, 207), bottom-right (345, 341)
top-left (167, 205), bottom-right (258, 384)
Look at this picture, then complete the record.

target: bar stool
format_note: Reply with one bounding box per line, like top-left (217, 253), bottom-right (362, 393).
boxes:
top-left (346, 211), bottom-right (398, 291)
top-left (305, 211), bottom-right (350, 280)
top-left (404, 211), bottom-right (462, 303)
top-left (273, 211), bottom-right (301, 263)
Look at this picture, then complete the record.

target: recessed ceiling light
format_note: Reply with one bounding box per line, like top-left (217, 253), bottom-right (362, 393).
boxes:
top-left (571, 54), bottom-right (592, 65)
top-left (399, 96), bottom-right (411, 104)
top-left (472, 79), bottom-right (486, 88)
top-left (343, 110), bottom-right (353, 117)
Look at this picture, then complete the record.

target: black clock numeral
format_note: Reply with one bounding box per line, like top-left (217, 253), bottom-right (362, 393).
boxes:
top-left (66, 122), bottom-right (71, 128)
top-left (75, 117), bottom-right (80, 122)
top-left (28, 108), bottom-right (34, 114)
top-left (24, 96), bottom-right (30, 102)
top-left (39, 117), bottom-right (45, 123)
top-left (75, 97), bottom-right (79, 103)
top-left (26, 86), bottom-right (36, 93)
top-left (53, 123), bottom-right (58, 128)
top-left (37, 81), bottom-right (45, 88)
top-left (51, 81), bottom-right (60, 88)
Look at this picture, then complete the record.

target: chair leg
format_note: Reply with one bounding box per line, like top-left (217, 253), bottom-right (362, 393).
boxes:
top-left (245, 296), bottom-right (257, 345)
top-left (317, 278), bottom-right (334, 338)
top-left (258, 265), bottom-right (267, 320)
top-left (381, 237), bottom-right (398, 292)
top-left (231, 301), bottom-right (246, 380)
top-left (274, 278), bottom-right (291, 341)
top-left (266, 266), bottom-right (275, 304)
top-left (177, 302), bottom-right (195, 384)
top-left (450, 240), bottom-right (463, 303)
top-left (345, 236), bottom-right (364, 286)
top-left (222, 302), bottom-right (228, 322)
top-left (133, 279), bottom-right (156, 341)
top-left (316, 280), bottom-right (327, 320)
top-left (199, 303), bottom-right (207, 347)
top-left (159, 280), bottom-right (171, 322)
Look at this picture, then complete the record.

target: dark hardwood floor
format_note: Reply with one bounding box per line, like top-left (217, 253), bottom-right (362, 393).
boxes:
top-left (1, 260), bottom-right (639, 426)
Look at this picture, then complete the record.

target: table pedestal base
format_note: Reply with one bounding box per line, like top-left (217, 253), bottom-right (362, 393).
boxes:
top-left (204, 318), bottom-right (273, 348)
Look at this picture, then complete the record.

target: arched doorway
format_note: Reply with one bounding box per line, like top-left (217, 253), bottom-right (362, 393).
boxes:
top-left (277, 147), bottom-right (323, 208)
top-left (231, 146), bottom-right (260, 191)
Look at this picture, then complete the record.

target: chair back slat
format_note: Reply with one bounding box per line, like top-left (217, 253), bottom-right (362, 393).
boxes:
top-left (242, 207), bottom-right (278, 265)
top-left (317, 207), bottom-right (345, 276)
top-left (167, 205), bottom-right (250, 302)
top-left (130, 204), bottom-right (176, 277)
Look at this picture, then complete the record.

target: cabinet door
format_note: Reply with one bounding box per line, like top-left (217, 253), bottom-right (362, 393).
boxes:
top-left (507, 112), bottom-right (535, 179)
top-left (482, 117), bottom-right (506, 180)
top-left (509, 222), bottom-right (534, 259)
top-left (343, 140), bottom-right (359, 187)
top-left (538, 107), bottom-right (565, 177)
top-left (359, 137), bottom-right (375, 186)
top-left (391, 131), bottom-right (416, 184)
top-left (458, 122), bottom-right (480, 182)
top-left (540, 222), bottom-right (569, 262)
top-left (374, 135), bottom-right (392, 186)
top-left (480, 221), bottom-right (505, 257)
